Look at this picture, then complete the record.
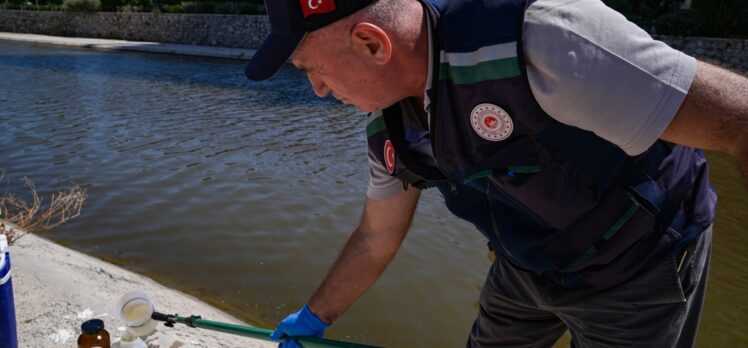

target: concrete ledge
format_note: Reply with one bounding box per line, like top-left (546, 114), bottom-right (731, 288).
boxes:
top-left (6, 226), bottom-right (273, 347)
top-left (0, 32), bottom-right (257, 60)
top-left (0, 10), bottom-right (270, 48)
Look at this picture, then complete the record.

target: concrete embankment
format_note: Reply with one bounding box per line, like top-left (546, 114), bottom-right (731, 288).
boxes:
top-left (0, 32), bottom-right (256, 60)
top-left (0, 9), bottom-right (746, 72)
top-left (0, 10), bottom-right (269, 49)
top-left (6, 226), bottom-right (274, 347)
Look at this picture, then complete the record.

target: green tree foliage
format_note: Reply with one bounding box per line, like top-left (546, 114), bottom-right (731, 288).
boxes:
top-left (99, 0), bottom-right (124, 11)
top-left (100, 0), bottom-right (151, 11)
top-left (603, 0), bottom-right (748, 37)
top-left (691, 0), bottom-right (748, 37)
top-left (63, 0), bottom-right (100, 12)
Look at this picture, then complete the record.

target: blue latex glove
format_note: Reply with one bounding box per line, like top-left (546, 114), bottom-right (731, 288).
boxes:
top-left (270, 305), bottom-right (330, 348)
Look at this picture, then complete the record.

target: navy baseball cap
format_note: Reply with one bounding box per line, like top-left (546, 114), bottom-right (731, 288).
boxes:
top-left (245, 0), bottom-right (377, 81)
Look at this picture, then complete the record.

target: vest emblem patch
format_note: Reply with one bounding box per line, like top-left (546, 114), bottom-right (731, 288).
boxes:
top-left (470, 103), bottom-right (513, 141)
top-left (384, 139), bottom-right (396, 175)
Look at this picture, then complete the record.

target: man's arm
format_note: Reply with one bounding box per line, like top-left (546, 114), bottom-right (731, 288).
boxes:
top-left (307, 186), bottom-right (421, 324)
top-left (660, 61), bottom-right (748, 182)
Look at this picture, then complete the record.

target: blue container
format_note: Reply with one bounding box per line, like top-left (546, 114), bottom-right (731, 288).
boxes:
top-left (0, 234), bottom-right (18, 348)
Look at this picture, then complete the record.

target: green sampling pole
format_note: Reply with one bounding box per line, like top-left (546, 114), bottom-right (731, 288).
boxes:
top-left (151, 312), bottom-right (381, 348)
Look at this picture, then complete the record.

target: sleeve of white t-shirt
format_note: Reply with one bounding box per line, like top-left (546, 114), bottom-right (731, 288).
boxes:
top-left (522, 0), bottom-right (697, 155)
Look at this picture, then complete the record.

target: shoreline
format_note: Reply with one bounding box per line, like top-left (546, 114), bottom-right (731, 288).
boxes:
top-left (6, 225), bottom-right (274, 347)
top-left (0, 32), bottom-right (257, 60)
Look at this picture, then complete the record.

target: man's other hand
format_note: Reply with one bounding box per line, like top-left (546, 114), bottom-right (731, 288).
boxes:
top-left (270, 305), bottom-right (330, 347)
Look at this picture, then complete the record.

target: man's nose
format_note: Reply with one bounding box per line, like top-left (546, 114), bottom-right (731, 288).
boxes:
top-left (307, 74), bottom-right (330, 98)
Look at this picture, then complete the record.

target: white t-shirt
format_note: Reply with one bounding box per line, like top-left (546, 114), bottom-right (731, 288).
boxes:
top-left (367, 0), bottom-right (697, 200)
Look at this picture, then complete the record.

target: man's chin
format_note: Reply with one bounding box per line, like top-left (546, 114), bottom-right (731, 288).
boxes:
top-left (344, 102), bottom-right (375, 113)
top-left (352, 101), bottom-right (397, 113)
top-left (339, 98), bottom-right (397, 112)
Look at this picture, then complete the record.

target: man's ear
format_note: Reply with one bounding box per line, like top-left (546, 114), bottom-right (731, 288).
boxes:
top-left (350, 23), bottom-right (392, 65)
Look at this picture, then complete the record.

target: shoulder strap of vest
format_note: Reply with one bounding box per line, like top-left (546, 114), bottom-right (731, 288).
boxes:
top-left (620, 141), bottom-right (678, 229)
top-left (383, 103), bottom-right (447, 182)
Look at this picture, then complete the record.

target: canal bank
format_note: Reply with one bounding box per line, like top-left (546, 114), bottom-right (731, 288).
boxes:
top-left (0, 8), bottom-right (746, 72)
top-left (0, 32), bottom-right (257, 60)
top-left (6, 224), bottom-right (274, 347)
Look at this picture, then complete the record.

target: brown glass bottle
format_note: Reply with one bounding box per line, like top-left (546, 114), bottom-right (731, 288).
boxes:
top-left (77, 319), bottom-right (111, 348)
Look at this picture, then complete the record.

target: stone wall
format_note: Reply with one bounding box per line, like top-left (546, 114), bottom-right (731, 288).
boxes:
top-left (659, 36), bottom-right (747, 73)
top-left (0, 10), bottom-right (270, 49)
top-left (0, 10), bottom-right (746, 72)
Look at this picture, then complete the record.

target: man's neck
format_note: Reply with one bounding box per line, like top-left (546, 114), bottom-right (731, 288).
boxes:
top-left (414, 3), bottom-right (431, 99)
top-left (400, 97), bottom-right (430, 131)
top-left (400, 0), bottom-right (431, 101)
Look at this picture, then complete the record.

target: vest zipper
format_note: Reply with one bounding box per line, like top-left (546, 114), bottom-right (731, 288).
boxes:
top-left (486, 175), bottom-right (549, 228)
top-left (483, 194), bottom-right (515, 259)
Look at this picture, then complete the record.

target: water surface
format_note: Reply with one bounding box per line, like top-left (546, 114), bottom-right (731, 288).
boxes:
top-left (0, 40), bottom-right (745, 347)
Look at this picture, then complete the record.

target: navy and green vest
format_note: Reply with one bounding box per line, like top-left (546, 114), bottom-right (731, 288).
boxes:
top-left (366, 0), bottom-right (716, 288)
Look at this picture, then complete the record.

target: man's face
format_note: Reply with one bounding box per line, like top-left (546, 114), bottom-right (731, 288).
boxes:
top-left (290, 32), bottom-right (400, 113)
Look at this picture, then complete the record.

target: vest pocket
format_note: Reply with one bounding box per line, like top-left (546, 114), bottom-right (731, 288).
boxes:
top-left (557, 191), bottom-right (653, 273)
top-left (483, 139), bottom-right (601, 229)
top-left (542, 185), bottom-right (678, 288)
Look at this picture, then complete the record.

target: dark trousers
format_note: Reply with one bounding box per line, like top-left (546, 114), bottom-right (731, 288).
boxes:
top-left (467, 226), bottom-right (712, 348)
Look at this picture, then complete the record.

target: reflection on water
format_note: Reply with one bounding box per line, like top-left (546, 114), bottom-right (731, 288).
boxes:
top-left (0, 40), bottom-right (745, 347)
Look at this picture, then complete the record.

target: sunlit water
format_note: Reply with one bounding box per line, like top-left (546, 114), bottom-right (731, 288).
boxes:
top-left (0, 40), bottom-right (745, 347)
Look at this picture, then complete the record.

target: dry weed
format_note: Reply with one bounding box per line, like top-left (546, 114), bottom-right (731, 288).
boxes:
top-left (0, 174), bottom-right (87, 245)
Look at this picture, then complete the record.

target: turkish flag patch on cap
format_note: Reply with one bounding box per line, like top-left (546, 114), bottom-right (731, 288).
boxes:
top-left (300, 0), bottom-right (336, 17)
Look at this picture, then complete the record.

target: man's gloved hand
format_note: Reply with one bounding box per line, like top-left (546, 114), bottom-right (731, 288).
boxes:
top-left (270, 305), bottom-right (330, 348)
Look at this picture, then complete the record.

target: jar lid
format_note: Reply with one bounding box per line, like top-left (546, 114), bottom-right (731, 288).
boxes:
top-left (81, 319), bottom-right (105, 334)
